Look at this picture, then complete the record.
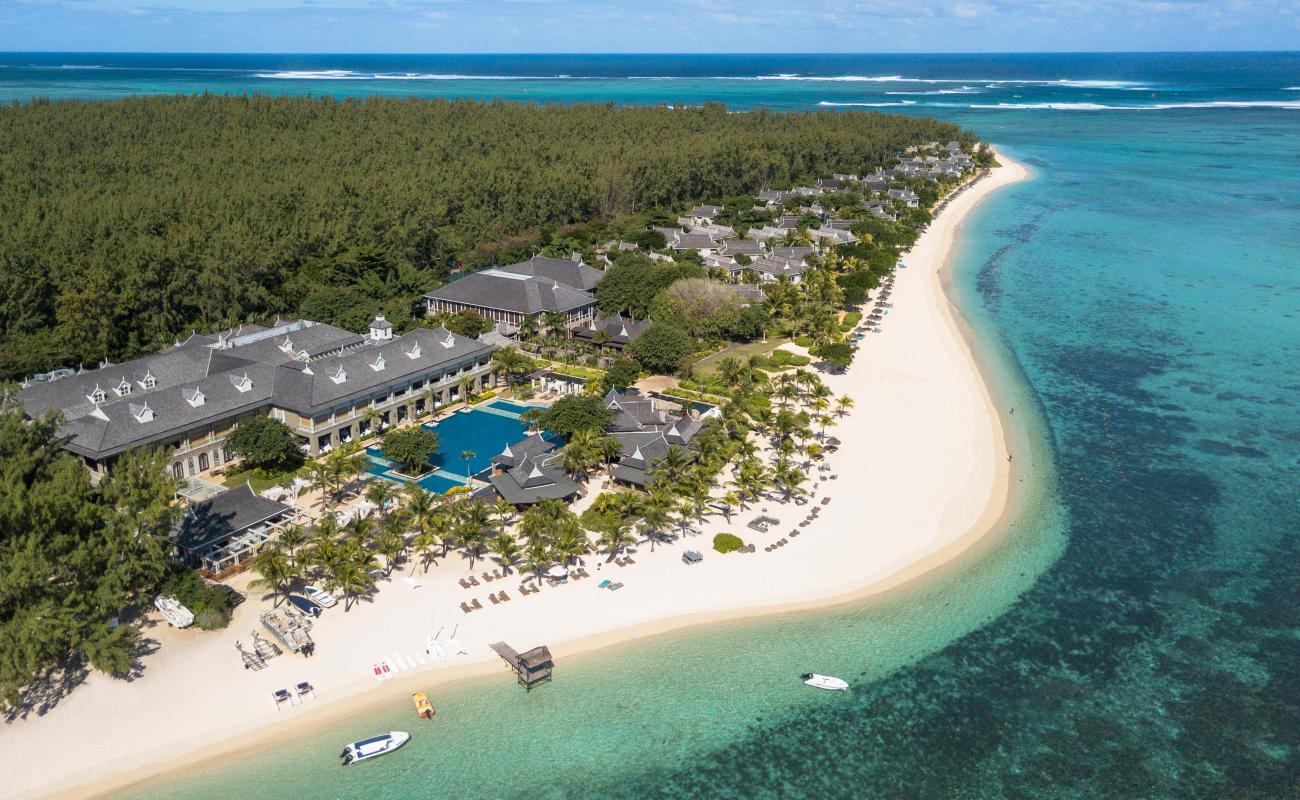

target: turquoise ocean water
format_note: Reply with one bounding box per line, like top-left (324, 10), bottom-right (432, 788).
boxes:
top-left (8, 53), bottom-right (1294, 797)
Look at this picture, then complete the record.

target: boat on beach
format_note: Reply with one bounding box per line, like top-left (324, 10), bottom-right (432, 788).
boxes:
top-left (802, 673), bottom-right (849, 691)
top-left (412, 692), bottom-right (435, 720)
top-left (339, 731), bottom-right (410, 765)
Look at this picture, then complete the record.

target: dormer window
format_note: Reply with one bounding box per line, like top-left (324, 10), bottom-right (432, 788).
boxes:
top-left (131, 402), bottom-right (154, 423)
top-left (186, 388), bottom-right (205, 408)
top-left (368, 355), bottom-right (385, 372)
top-left (231, 373), bottom-right (252, 393)
top-left (330, 366), bottom-right (347, 384)
top-left (137, 370), bottom-right (157, 390)
top-left (441, 333), bottom-right (456, 349)
top-left (88, 385), bottom-right (106, 404)
top-left (405, 344), bottom-right (421, 360)
top-left (115, 379), bottom-right (131, 397)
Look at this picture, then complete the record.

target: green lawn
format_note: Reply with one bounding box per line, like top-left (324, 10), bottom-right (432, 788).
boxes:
top-left (221, 462), bottom-right (309, 493)
top-left (693, 339), bottom-right (790, 376)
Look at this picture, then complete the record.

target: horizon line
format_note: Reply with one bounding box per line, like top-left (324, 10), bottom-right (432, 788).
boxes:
top-left (2, 49), bottom-right (1298, 57)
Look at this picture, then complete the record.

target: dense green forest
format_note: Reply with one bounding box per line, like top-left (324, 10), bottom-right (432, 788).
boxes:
top-left (0, 95), bottom-right (966, 380)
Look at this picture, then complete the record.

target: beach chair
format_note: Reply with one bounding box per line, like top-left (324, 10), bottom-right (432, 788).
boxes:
top-left (272, 688), bottom-right (292, 710)
top-left (471, 598), bottom-right (483, 610)
top-left (482, 572), bottom-right (493, 583)
top-left (489, 593), bottom-right (500, 605)
top-left (458, 578), bottom-right (470, 589)
top-left (599, 579), bottom-right (611, 588)
top-left (404, 576), bottom-right (422, 589)
top-left (296, 681), bottom-right (315, 700)
top-left (468, 575), bottom-right (480, 586)
top-left (499, 591), bottom-right (511, 602)
top-left (609, 582), bottom-right (624, 591)
top-left (460, 601), bottom-right (472, 613)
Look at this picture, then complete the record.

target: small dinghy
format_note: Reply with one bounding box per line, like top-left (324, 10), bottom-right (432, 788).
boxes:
top-left (340, 731), bottom-right (410, 766)
top-left (802, 673), bottom-right (849, 691)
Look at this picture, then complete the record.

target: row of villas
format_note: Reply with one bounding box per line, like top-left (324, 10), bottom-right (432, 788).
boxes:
top-left (18, 317), bottom-right (498, 481)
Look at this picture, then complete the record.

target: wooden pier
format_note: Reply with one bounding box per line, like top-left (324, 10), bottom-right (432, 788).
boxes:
top-left (489, 641), bottom-right (553, 690)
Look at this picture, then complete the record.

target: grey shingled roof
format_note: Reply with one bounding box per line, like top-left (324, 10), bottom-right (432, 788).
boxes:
top-left (425, 270), bottom-right (595, 315)
top-left (35, 324), bottom-right (492, 460)
top-left (490, 459), bottom-right (579, 505)
top-left (174, 484), bottom-right (295, 553)
top-left (574, 316), bottom-right (650, 346)
top-left (500, 255), bottom-right (605, 292)
top-left (492, 433), bottom-right (558, 469)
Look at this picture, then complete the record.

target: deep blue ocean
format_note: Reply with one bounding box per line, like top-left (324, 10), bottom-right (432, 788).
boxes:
top-left (5, 52), bottom-right (1295, 798)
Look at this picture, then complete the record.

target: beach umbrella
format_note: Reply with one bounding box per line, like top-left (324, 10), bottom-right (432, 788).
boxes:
top-left (547, 565), bottom-right (568, 578)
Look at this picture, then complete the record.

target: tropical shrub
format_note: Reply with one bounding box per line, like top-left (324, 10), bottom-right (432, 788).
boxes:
top-left (713, 533), bottom-right (744, 554)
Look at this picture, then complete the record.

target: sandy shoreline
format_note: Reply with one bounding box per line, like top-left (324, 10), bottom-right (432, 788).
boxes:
top-left (3, 152), bottom-right (1031, 800)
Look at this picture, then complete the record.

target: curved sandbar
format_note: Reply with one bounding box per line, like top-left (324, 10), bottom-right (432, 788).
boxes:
top-left (4, 152), bottom-right (1031, 800)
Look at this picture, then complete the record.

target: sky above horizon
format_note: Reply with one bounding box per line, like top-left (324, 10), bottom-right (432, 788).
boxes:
top-left (2, 1), bottom-right (1298, 53)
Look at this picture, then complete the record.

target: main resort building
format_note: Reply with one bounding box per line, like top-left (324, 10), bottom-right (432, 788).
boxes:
top-left (17, 317), bottom-right (497, 481)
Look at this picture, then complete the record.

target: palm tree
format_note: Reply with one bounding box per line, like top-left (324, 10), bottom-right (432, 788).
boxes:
top-left (638, 491), bottom-right (673, 552)
top-left (599, 436), bottom-right (623, 473)
top-left (653, 446), bottom-right (690, 484)
top-left (520, 408), bottom-right (544, 434)
top-left (721, 490), bottom-right (743, 518)
top-left (375, 528), bottom-right (406, 576)
top-left (459, 449), bottom-right (476, 483)
top-left (404, 483), bottom-right (434, 531)
top-left (523, 542), bottom-right (550, 584)
top-left (361, 406), bottom-right (383, 437)
top-left (364, 480), bottom-right (397, 518)
top-left (456, 500), bottom-right (491, 567)
top-left (543, 311), bottom-right (567, 339)
top-left (716, 356), bottom-right (747, 389)
top-left (835, 394), bottom-right (855, 418)
top-left (596, 518), bottom-right (635, 560)
top-left (562, 431), bottom-right (599, 480)
top-left (492, 496), bottom-right (515, 532)
top-left (429, 510), bottom-right (455, 558)
top-left (458, 375), bottom-right (477, 404)
top-left (552, 528), bottom-right (587, 566)
top-left (519, 314), bottom-right (541, 342)
top-left (248, 547), bottom-right (294, 606)
top-left (332, 557), bottom-right (376, 612)
top-left (412, 529), bottom-right (440, 573)
top-left (277, 524), bottom-right (307, 571)
top-left (303, 534), bottom-right (344, 585)
top-left (488, 534), bottom-right (521, 574)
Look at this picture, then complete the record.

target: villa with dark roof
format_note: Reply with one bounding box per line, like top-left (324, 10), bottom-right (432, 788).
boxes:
top-left (487, 432), bottom-right (579, 505)
top-left (18, 316), bottom-right (498, 480)
top-left (424, 269), bottom-right (598, 334)
top-left (572, 315), bottom-right (651, 349)
top-left (599, 388), bottom-right (713, 488)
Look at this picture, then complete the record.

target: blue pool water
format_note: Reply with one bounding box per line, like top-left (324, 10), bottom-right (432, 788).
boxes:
top-left (363, 402), bottom-right (546, 494)
top-left (488, 400), bottom-right (542, 416)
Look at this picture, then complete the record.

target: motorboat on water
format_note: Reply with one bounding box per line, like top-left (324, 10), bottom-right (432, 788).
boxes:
top-left (802, 673), bottom-right (849, 691)
top-left (340, 731), bottom-right (410, 765)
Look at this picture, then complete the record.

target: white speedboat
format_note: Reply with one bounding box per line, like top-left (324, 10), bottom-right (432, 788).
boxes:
top-left (340, 731), bottom-right (410, 766)
top-left (802, 673), bottom-right (849, 691)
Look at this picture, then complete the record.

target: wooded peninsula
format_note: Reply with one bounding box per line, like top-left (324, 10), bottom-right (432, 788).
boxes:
top-left (0, 95), bottom-right (966, 381)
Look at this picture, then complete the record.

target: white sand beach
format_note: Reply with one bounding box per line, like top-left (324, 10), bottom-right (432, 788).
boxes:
top-left (1, 152), bottom-right (1029, 800)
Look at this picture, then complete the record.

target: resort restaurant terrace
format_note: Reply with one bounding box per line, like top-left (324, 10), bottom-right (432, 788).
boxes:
top-left (174, 484), bottom-right (307, 576)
